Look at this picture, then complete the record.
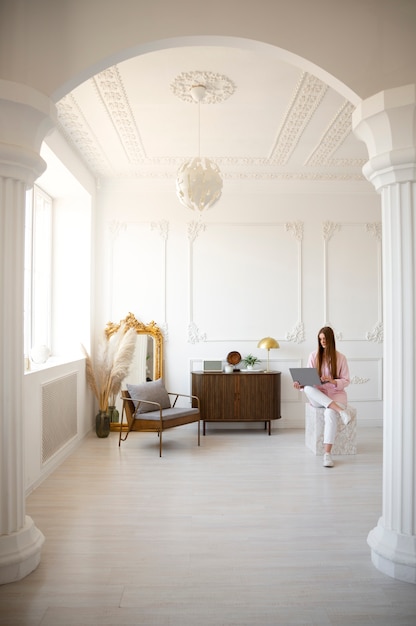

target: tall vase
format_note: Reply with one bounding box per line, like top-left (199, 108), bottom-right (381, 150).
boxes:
top-left (108, 405), bottom-right (119, 423)
top-left (95, 410), bottom-right (110, 438)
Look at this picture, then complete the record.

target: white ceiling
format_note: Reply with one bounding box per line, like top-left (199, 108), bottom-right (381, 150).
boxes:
top-left (54, 45), bottom-right (369, 185)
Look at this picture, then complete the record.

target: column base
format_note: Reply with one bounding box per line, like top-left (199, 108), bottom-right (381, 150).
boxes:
top-left (0, 516), bottom-right (45, 585)
top-left (368, 519), bottom-right (416, 584)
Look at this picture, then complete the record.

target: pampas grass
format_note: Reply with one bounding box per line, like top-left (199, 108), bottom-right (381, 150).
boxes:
top-left (82, 324), bottom-right (137, 412)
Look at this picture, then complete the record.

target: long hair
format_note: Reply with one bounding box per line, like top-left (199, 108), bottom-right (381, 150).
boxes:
top-left (316, 326), bottom-right (338, 378)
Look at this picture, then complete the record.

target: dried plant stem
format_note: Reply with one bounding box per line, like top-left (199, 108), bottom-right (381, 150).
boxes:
top-left (82, 324), bottom-right (136, 412)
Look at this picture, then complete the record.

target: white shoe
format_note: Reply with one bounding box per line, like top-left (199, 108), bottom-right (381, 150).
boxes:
top-left (340, 408), bottom-right (351, 425)
top-left (323, 453), bottom-right (334, 468)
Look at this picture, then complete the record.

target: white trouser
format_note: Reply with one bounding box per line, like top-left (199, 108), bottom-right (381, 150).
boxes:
top-left (303, 386), bottom-right (346, 445)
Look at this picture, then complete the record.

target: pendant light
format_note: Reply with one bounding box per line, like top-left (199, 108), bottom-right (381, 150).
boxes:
top-left (176, 84), bottom-right (223, 213)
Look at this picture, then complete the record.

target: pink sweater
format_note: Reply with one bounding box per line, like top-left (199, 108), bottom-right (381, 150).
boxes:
top-left (307, 350), bottom-right (350, 405)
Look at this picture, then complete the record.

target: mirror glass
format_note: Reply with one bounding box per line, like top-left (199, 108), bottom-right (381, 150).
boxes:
top-left (105, 312), bottom-right (163, 383)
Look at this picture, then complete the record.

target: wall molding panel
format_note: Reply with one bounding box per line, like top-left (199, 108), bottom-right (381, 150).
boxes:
top-left (285, 221), bottom-right (304, 343)
top-left (188, 221), bottom-right (303, 343)
top-left (322, 221), bottom-right (382, 341)
top-left (108, 220), bottom-right (168, 328)
top-left (187, 221), bottom-right (207, 344)
top-left (347, 357), bottom-right (383, 402)
top-left (365, 222), bottom-right (383, 343)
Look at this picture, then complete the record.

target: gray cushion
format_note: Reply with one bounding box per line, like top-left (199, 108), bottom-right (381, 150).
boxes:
top-left (133, 407), bottom-right (200, 422)
top-left (126, 379), bottom-right (171, 413)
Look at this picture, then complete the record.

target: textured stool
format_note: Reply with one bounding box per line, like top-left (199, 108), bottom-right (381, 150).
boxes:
top-left (305, 403), bottom-right (357, 455)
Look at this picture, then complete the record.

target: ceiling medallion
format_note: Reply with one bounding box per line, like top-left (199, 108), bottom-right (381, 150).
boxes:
top-left (170, 71), bottom-right (235, 104)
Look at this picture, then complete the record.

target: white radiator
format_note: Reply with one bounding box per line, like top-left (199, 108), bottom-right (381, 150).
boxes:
top-left (42, 373), bottom-right (77, 463)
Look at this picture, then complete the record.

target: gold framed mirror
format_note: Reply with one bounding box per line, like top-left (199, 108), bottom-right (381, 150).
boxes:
top-left (105, 312), bottom-right (163, 383)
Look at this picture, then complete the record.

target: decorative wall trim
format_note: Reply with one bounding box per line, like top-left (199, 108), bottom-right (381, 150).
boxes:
top-left (323, 221), bottom-right (341, 331)
top-left (150, 220), bottom-right (169, 335)
top-left (188, 220), bottom-right (207, 341)
top-left (188, 222), bottom-right (303, 343)
top-left (109, 220), bottom-right (128, 239)
top-left (188, 321), bottom-right (207, 345)
top-left (285, 220), bottom-right (304, 241)
top-left (366, 222), bottom-right (382, 241)
top-left (366, 321), bottom-right (383, 344)
top-left (108, 220), bottom-right (127, 317)
top-left (365, 221), bottom-right (383, 343)
top-left (108, 220), bottom-right (168, 329)
top-left (322, 220), bottom-right (341, 241)
top-left (188, 220), bottom-right (206, 244)
top-left (322, 221), bottom-right (383, 341)
top-left (347, 358), bottom-right (383, 402)
top-left (151, 219), bottom-right (169, 241)
top-left (351, 375), bottom-right (370, 384)
top-left (286, 322), bottom-right (305, 344)
top-left (285, 221), bottom-right (304, 343)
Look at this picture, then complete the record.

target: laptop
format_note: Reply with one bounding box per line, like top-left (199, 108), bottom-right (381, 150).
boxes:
top-left (289, 367), bottom-right (321, 387)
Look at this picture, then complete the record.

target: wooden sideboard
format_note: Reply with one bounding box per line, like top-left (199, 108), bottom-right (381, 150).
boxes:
top-left (191, 371), bottom-right (281, 435)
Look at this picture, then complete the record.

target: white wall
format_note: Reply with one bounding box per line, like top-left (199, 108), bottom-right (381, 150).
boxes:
top-left (96, 176), bottom-right (382, 428)
top-left (23, 133), bottom-right (96, 493)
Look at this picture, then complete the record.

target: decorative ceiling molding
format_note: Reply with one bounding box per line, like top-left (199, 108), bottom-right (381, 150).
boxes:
top-left (305, 101), bottom-right (363, 167)
top-left (57, 93), bottom-right (113, 176)
top-left (268, 73), bottom-right (328, 165)
top-left (170, 71), bottom-right (235, 104)
top-left (93, 66), bottom-right (147, 162)
top-left (103, 165), bottom-right (364, 181)
top-left (55, 56), bottom-right (366, 183)
top-left (221, 171), bottom-right (364, 181)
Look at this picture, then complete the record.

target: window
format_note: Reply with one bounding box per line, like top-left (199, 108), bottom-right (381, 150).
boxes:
top-left (24, 185), bottom-right (53, 361)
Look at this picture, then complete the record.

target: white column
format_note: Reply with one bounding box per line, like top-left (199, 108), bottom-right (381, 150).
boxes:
top-left (353, 84), bottom-right (416, 584)
top-left (0, 80), bottom-right (56, 584)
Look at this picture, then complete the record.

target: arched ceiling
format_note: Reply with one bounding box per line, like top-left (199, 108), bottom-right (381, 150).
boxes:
top-left (55, 45), bottom-right (369, 184)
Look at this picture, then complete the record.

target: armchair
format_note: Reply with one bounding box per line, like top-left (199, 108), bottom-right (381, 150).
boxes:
top-left (119, 379), bottom-right (200, 456)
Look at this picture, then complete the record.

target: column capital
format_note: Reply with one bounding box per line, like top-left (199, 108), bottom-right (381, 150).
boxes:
top-left (0, 80), bottom-right (57, 185)
top-left (352, 84), bottom-right (416, 190)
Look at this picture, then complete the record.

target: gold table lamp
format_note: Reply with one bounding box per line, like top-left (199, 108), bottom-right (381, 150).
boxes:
top-left (257, 337), bottom-right (280, 372)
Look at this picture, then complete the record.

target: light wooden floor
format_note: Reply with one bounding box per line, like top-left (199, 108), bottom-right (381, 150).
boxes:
top-left (1, 425), bottom-right (416, 626)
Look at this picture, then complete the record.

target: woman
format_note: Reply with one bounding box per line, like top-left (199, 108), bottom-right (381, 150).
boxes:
top-left (294, 326), bottom-right (352, 468)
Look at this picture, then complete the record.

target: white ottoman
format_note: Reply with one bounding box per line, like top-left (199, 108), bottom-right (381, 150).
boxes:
top-left (305, 403), bottom-right (357, 455)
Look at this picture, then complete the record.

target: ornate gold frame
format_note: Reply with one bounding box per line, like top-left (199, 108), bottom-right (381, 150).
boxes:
top-left (105, 312), bottom-right (163, 381)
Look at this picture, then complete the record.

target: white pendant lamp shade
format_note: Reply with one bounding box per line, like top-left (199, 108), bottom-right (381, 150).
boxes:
top-left (176, 156), bottom-right (223, 212)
